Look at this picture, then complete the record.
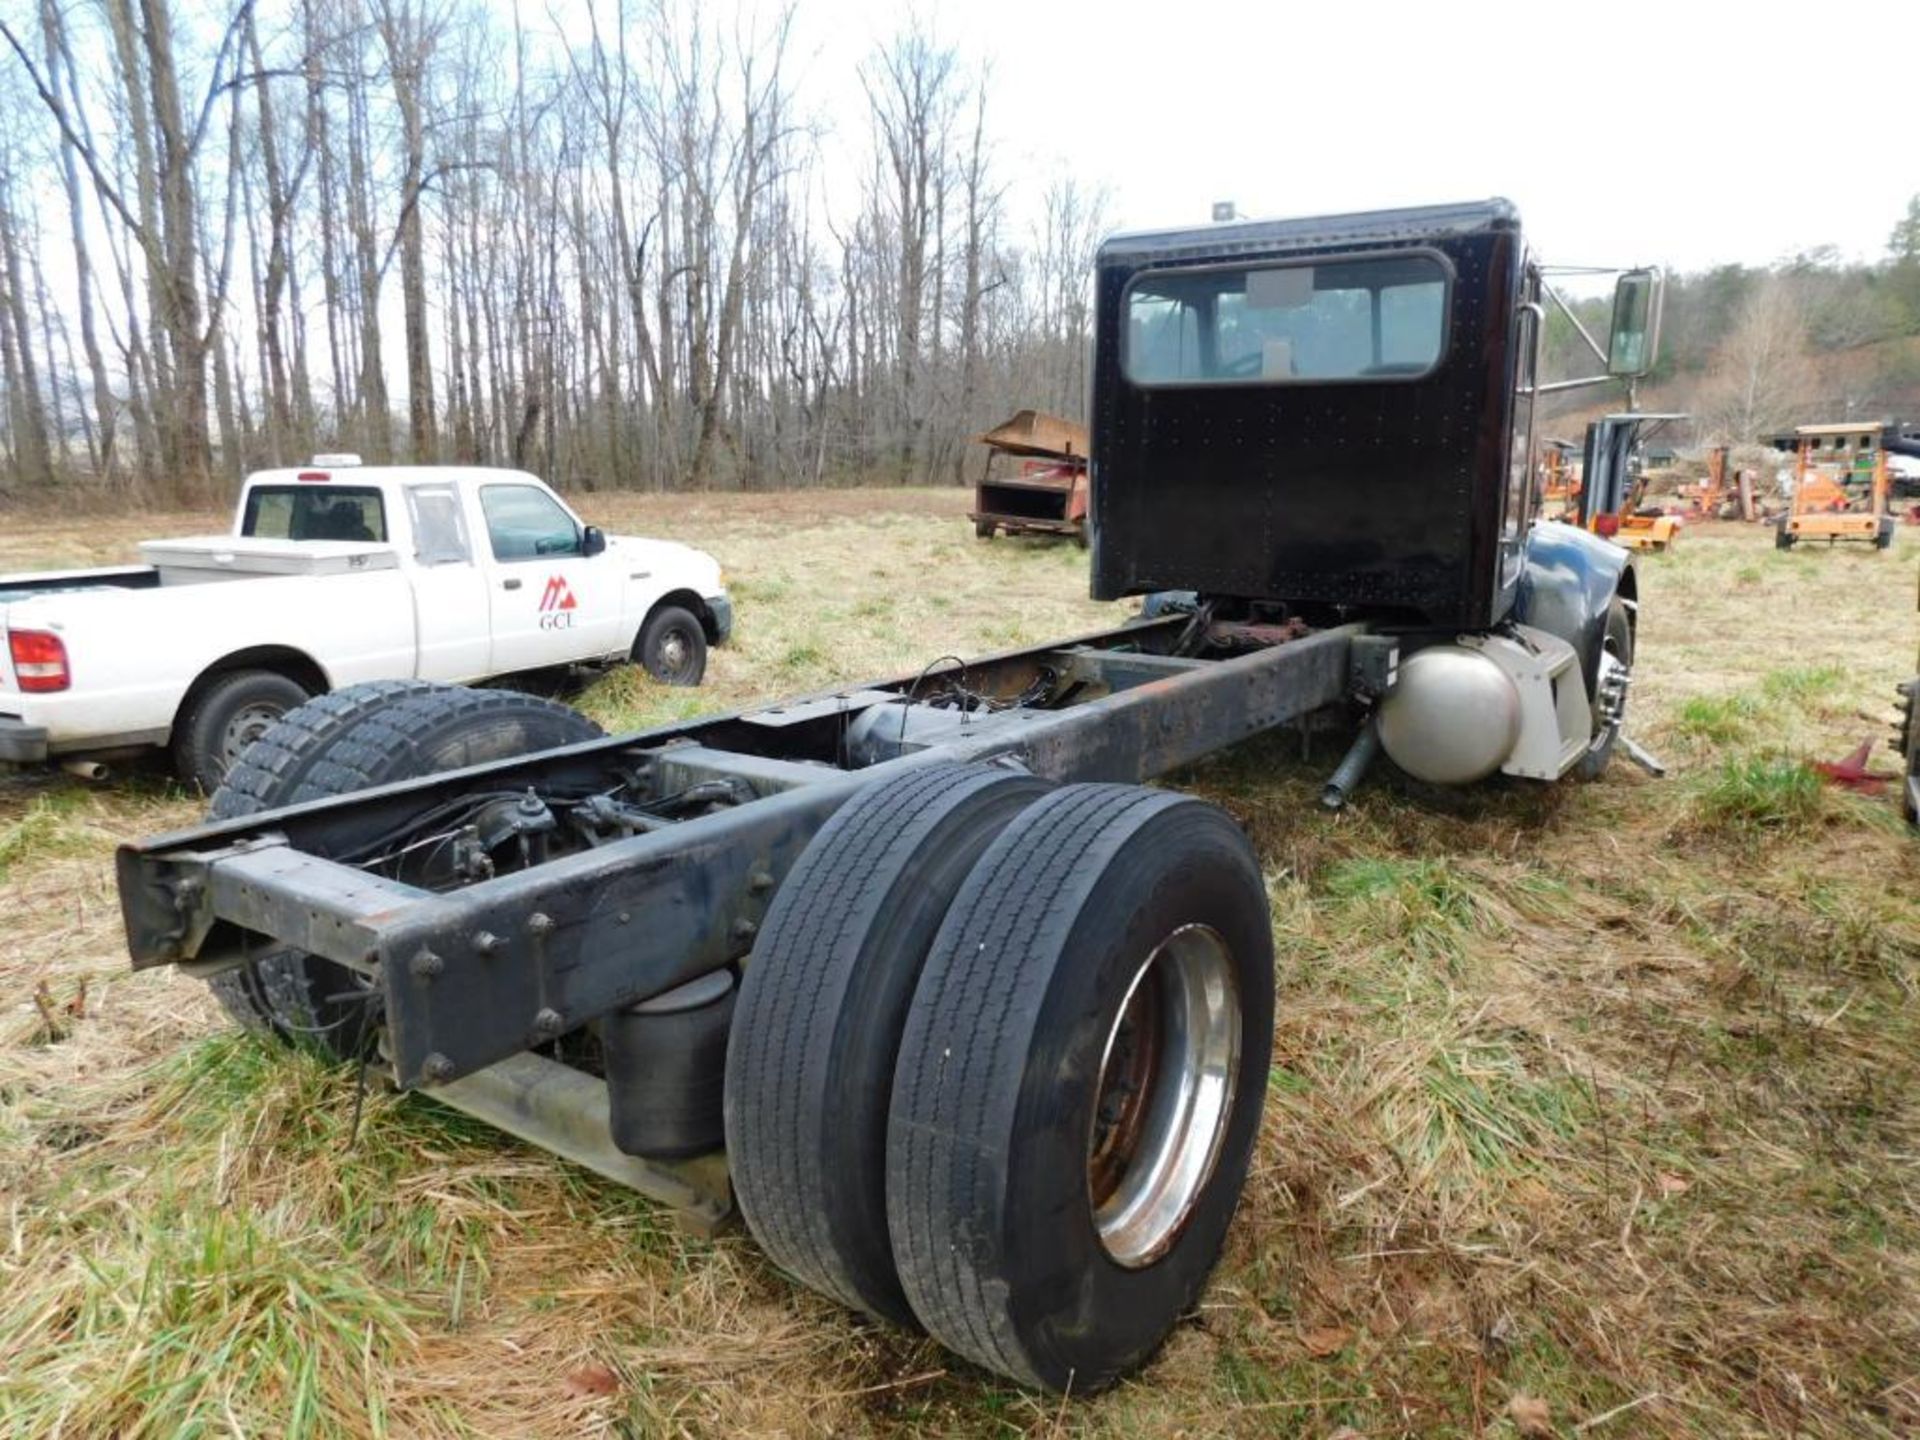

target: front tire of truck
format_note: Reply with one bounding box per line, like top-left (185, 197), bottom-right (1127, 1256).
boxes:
top-left (173, 668), bottom-right (315, 795)
top-left (1573, 597), bottom-right (1634, 782)
top-left (204, 684), bottom-right (604, 1061)
top-left (635, 604), bottom-right (708, 686)
top-left (886, 785), bottom-right (1274, 1392)
top-left (725, 762), bottom-right (1053, 1326)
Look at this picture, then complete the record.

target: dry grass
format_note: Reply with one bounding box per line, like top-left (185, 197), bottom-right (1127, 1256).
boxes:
top-left (2, 495), bottom-right (1918, 1437)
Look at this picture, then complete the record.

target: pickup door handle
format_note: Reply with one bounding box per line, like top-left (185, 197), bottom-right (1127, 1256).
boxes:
top-left (502, 578), bottom-right (522, 591)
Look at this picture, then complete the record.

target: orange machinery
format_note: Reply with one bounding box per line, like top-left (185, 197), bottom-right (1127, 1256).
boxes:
top-left (1680, 446), bottom-right (1756, 522)
top-left (1776, 424), bottom-right (1895, 550)
top-left (1539, 440), bottom-right (1580, 518)
top-left (1579, 413), bottom-right (1686, 552)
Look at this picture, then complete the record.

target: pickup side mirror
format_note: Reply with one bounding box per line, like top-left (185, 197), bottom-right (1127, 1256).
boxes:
top-left (1607, 268), bottom-right (1664, 379)
top-left (581, 525), bottom-right (607, 558)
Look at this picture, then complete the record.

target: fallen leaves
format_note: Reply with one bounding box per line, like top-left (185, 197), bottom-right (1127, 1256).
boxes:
top-left (563, 1362), bottom-right (621, 1399)
top-left (1300, 1324), bottom-right (1354, 1358)
top-left (1508, 1392), bottom-right (1554, 1437)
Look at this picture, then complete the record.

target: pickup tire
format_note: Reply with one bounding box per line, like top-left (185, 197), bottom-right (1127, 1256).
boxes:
top-left (886, 785), bottom-right (1273, 1392)
top-left (205, 685), bottom-right (603, 1061)
top-left (725, 763), bottom-right (1052, 1326)
top-left (173, 669), bottom-right (315, 795)
top-left (635, 604), bottom-right (707, 686)
top-left (207, 678), bottom-right (450, 822)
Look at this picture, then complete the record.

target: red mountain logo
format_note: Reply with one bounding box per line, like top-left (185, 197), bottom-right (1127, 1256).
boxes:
top-left (539, 575), bottom-right (578, 613)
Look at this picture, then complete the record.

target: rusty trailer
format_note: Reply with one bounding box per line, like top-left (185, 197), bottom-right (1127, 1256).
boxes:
top-left (969, 408), bottom-right (1090, 544)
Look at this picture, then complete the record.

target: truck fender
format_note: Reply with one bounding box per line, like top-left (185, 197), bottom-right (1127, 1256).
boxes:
top-left (1512, 521), bottom-right (1635, 699)
top-left (172, 645), bottom-right (333, 734)
top-left (642, 588), bottom-right (723, 644)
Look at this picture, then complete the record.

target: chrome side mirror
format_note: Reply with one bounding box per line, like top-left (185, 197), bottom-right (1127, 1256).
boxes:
top-left (1607, 269), bottom-right (1664, 378)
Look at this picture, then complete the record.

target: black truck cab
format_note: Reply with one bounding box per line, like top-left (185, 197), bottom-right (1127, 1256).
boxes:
top-left (1092, 199), bottom-right (1594, 633)
top-left (1089, 200), bottom-right (1648, 787)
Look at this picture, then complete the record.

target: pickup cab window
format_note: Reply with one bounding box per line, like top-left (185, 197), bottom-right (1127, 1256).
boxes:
top-left (243, 486), bottom-right (388, 542)
top-left (480, 485), bottom-right (582, 561)
top-left (406, 484), bottom-right (472, 565)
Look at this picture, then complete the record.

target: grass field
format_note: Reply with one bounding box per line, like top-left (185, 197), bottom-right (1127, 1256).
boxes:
top-left (2, 490), bottom-right (1918, 1438)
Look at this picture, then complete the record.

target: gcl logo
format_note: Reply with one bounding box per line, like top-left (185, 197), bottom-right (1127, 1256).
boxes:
top-left (539, 575), bottom-right (577, 629)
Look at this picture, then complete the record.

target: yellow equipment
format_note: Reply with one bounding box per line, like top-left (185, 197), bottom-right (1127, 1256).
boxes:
top-left (1579, 414), bottom-right (1686, 552)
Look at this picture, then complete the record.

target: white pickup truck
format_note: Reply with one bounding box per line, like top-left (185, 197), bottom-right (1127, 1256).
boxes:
top-left (0, 459), bottom-right (731, 790)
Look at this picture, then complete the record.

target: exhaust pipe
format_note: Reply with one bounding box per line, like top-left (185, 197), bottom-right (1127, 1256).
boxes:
top-left (1320, 716), bottom-right (1382, 811)
top-left (61, 758), bottom-right (110, 782)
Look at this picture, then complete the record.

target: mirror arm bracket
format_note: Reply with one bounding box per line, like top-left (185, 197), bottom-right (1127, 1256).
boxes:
top-left (1544, 282), bottom-right (1611, 368)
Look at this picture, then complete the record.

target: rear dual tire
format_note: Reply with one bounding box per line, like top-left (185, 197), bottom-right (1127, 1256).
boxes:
top-left (726, 767), bottom-right (1273, 1392)
top-left (726, 763), bottom-right (1052, 1325)
top-left (887, 785), bottom-right (1273, 1391)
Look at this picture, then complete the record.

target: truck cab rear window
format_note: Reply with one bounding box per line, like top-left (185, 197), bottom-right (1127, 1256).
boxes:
top-left (1124, 253), bottom-right (1449, 386)
top-left (243, 486), bottom-right (388, 543)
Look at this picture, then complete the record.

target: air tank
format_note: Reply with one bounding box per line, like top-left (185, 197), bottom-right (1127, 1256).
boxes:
top-left (1375, 644), bottom-right (1523, 785)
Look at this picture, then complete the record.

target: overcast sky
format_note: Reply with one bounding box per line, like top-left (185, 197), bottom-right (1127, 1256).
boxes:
top-left (794, 0), bottom-right (1915, 282)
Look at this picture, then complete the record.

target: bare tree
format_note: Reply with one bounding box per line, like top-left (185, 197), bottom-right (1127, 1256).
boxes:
top-left (862, 23), bottom-right (960, 482)
top-left (1703, 276), bottom-right (1812, 441)
top-left (0, 0), bottom-right (1125, 499)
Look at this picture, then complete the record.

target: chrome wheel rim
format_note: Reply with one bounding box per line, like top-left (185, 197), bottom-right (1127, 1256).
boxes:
top-left (1590, 635), bottom-right (1632, 751)
top-left (1087, 923), bottom-right (1241, 1267)
top-left (659, 629), bottom-right (692, 678)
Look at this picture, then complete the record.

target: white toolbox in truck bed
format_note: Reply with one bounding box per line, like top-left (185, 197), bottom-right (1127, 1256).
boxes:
top-left (137, 536), bottom-right (400, 582)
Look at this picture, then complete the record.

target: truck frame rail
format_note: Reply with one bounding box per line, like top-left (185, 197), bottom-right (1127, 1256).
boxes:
top-left (120, 616), bottom-right (1381, 1091)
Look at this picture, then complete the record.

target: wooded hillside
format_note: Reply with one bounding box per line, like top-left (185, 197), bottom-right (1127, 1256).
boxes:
top-left (0, 0), bottom-right (1916, 500)
top-left (1541, 208), bottom-right (1920, 440)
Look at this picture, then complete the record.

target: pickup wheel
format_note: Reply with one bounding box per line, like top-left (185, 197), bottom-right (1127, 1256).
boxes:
top-left (204, 685), bottom-right (604, 1061)
top-left (173, 669), bottom-right (316, 795)
top-left (886, 785), bottom-right (1274, 1392)
top-left (207, 679), bottom-right (450, 822)
top-left (635, 604), bottom-right (707, 686)
top-left (725, 763), bottom-right (1052, 1326)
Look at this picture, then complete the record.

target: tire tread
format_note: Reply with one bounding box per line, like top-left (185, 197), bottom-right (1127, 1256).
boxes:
top-left (888, 784), bottom-right (1182, 1386)
top-left (727, 762), bottom-right (1043, 1321)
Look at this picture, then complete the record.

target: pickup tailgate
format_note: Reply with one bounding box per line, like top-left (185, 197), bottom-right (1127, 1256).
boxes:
top-left (0, 607), bottom-right (18, 691)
